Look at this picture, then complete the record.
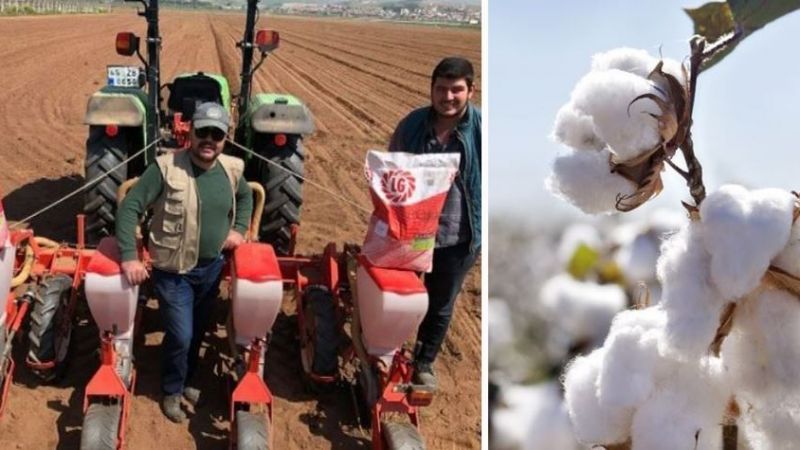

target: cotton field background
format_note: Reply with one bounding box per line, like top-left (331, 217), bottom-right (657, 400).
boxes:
top-left (490, 1), bottom-right (800, 449)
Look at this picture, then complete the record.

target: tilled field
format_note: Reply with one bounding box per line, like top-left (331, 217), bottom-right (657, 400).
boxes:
top-left (0, 11), bottom-right (481, 450)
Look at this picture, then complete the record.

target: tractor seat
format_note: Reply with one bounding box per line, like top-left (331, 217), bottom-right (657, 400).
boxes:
top-left (167, 73), bottom-right (224, 118)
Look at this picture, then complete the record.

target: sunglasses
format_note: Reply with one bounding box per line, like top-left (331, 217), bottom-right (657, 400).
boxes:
top-left (194, 127), bottom-right (226, 141)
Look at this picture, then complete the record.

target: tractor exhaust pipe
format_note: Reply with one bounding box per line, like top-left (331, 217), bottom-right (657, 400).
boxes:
top-left (235, 0), bottom-right (259, 144)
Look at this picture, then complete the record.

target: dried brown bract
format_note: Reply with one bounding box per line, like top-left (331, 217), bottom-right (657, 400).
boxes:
top-left (611, 62), bottom-right (692, 212)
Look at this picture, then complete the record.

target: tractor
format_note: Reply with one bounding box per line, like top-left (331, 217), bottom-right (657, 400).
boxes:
top-left (80, 0), bottom-right (314, 256)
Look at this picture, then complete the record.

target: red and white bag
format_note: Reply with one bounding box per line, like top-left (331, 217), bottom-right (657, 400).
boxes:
top-left (362, 150), bottom-right (460, 272)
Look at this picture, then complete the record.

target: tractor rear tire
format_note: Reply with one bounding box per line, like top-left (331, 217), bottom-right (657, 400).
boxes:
top-left (80, 402), bottom-right (121, 450)
top-left (382, 421), bottom-right (426, 450)
top-left (302, 286), bottom-right (338, 378)
top-left (27, 275), bottom-right (73, 381)
top-left (235, 410), bottom-right (269, 450)
top-left (254, 136), bottom-right (304, 256)
top-left (84, 126), bottom-right (128, 244)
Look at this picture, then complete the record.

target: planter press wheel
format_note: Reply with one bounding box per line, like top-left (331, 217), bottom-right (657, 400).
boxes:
top-left (26, 274), bottom-right (73, 382)
top-left (80, 401), bottom-right (121, 450)
top-left (381, 421), bottom-right (426, 450)
top-left (235, 410), bottom-right (270, 450)
top-left (300, 286), bottom-right (338, 389)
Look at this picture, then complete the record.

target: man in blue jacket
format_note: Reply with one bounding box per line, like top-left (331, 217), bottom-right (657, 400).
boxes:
top-left (388, 57), bottom-right (481, 389)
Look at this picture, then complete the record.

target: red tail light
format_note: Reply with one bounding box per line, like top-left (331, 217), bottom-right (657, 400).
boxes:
top-left (115, 32), bottom-right (139, 56)
top-left (255, 30), bottom-right (280, 53)
top-left (274, 133), bottom-right (287, 147)
top-left (105, 125), bottom-right (119, 137)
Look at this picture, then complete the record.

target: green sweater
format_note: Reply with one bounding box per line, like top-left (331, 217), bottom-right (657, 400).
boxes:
top-left (116, 161), bottom-right (253, 262)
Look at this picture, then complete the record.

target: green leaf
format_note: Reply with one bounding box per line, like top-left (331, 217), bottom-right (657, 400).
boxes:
top-left (728, 0), bottom-right (800, 32)
top-left (684, 1), bottom-right (735, 42)
top-left (685, 0), bottom-right (800, 71)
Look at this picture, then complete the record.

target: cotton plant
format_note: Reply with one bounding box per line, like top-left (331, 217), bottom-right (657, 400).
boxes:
top-left (551, 38), bottom-right (800, 449)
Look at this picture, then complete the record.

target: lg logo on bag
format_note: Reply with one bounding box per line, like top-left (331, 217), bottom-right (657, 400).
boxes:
top-left (381, 170), bottom-right (416, 203)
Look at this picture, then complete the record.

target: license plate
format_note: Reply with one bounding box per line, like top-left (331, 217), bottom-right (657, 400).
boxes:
top-left (107, 65), bottom-right (141, 87)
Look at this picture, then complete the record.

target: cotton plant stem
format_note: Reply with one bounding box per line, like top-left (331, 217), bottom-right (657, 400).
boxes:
top-left (722, 397), bottom-right (740, 450)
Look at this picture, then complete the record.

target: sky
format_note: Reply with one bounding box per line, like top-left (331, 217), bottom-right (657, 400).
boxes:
top-left (489, 1), bottom-right (800, 224)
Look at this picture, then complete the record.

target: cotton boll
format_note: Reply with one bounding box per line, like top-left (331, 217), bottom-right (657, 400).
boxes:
top-left (700, 185), bottom-right (795, 300)
top-left (539, 274), bottom-right (627, 360)
top-left (556, 223), bottom-right (602, 267)
top-left (656, 224), bottom-right (725, 358)
top-left (563, 349), bottom-right (631, 445)
top-left (597, 306), bottom-right (667, 409)
top-left (771, 218), bottom-right (800, 277)
top-left (552, 103), bottom-right (606, 151)
top-left (571, 69), bottom-right (663, 161)
top-left (630, 359), bottom-right (729, 450)
top-left (591, 47), bottom-right (658, 79)
top-left (546, 148), bottom-right (637, 214)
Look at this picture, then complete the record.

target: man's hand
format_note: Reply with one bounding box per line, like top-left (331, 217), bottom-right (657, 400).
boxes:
top-left (121, 260), bottom-right (149, 286)
top-left (222, 230), bottom-right (245, 250)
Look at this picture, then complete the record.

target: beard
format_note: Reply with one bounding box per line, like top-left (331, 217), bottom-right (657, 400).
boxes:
top-left (191, 142), bottom-right (221, 162)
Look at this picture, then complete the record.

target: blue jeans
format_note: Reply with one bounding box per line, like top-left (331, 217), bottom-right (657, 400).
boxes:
top-left (152, 256), bottom-right (224, 395)
top-left (416, 242), bottom-right (479, 365)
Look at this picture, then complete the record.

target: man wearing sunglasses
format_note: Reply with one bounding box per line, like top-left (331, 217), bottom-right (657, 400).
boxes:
top-left (116, 102), bottom-right (253, 423)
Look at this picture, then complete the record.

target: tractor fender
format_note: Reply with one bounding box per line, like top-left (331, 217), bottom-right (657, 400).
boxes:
top-left (248, 93), bottom-right (315, 135)
top-left (84, 89), bottom-right (148, 127)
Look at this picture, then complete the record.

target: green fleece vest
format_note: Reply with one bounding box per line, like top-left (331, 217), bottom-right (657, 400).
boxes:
top-left (149, 151), bottom-right (244, 273)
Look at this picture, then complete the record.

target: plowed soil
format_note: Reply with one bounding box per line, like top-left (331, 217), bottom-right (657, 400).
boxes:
top-left (0, 11), bottom-right (481, 450)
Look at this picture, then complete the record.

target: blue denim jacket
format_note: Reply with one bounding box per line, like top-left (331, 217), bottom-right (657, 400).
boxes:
top-left (388, 103), bottom-right (482, 254)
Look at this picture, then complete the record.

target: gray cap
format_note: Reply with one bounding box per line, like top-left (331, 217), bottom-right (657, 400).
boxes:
top-left (193, 102), bottom-right (230, 131)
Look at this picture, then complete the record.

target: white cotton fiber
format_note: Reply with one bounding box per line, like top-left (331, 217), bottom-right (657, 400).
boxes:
top-left (699, 185), bottom-right (795, 300)
top-left (596, 306), bottom-right (667, 409)
top-left (614, 232), bottom-right (660, 283)
top-left (546, 148), bottom-right (637, 214)
top-left (539, 274), bottom-right (627, 356)
top-left (656, 224), bottom-right (725, 358)
top-left (753, 288), bottom-right (800, 385)
top-left (563, 348), bottom-right (631, 445)
top-left (492, 381), bottom-right (580, 450)
top-left (571, 69), bottom-right (664, 162)
top-left (772, 216), bottom-right (800, 277)
top-left (552, 103), bottom-right (606, 151)
top-left (719, 296), bottom-right (771, 398)
top-left (592, 47), bottom-right (688, 89)
top-left (556, 223), bottom-right (602, 266)
top-left (629, 362), bottom-right (729, 450)
top-left (591, 47), bottom-right (659, 79)
top-left (739, 387), bottom-right (800, 450)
